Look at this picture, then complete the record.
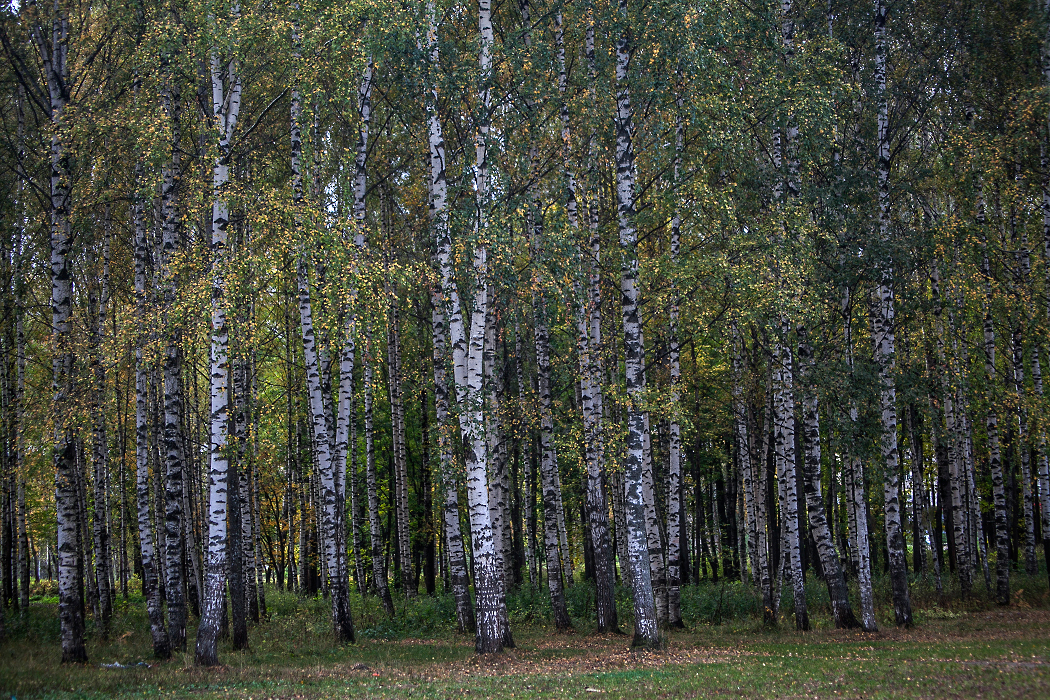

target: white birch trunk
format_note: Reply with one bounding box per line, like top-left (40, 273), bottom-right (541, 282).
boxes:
top-left (159, 75), bottom-right (187, 652)
top-left (387, 294), bottom-right (414, 596)
top-left (873, 0), bottom-right (912, 626)
top-left (195, 33), bottom-right (242, 666)
top-left (34, 6), bottom-right (85, 663)
top-left (844, 289), bottom-right (877, 631)
top-left (134, 139), bottom-right (170, 659)
top-left (423, 0), bottom-right (475, 631)
top-left (290, 11), bottom-right (355, 639)
top-left (772, 328), bottom-right (808, 631)
top-left (665, 101), bottom-right (684, 629)
top-left (797, 331), bottom-right (856, 628)
top-left (979, 232), bottom-right (1010, 606)
top-left (484, 305), bottom-right (511, 590)
top-left (930, 262), bottom-right (972, 593)
top-left (435, 0), bottom-right (513, 653)
top-left (90, 216), bottom-right (113, 633)
top-left (616, 0), bottom-right (660, 648)
top-left (1012, 330), bottom-right (1037, 576)
top-left (364, 351), bottom-right (394, 615)
top-left (528, 158), bottom-right (572, 630)
top-left (1009, 190), bottom-right (1038, 577)
top-left (732, 324), bottom-right (760, 589)
top-left (1041, 2), bottom-right (1050, 588)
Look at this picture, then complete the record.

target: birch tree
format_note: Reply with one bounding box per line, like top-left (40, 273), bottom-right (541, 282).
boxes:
top-left (195, 13), bottom-right (243, 665)
top-left (872, 0), bottom-right (912, 626)
top-left (615, 0), bottom-right (660, 650)
top-left (30, 0), bottom-right (86, 663)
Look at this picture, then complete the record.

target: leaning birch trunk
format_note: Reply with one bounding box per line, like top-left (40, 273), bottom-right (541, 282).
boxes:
top-left (772, 326), bottom-right (808, 631)
top-left (873, 0), bottom-right (912, 626)
top-left (423, 0), bottom-right (475, 631)
top-left (798, 330), bottom-right (857, 629)
top-left (296, 267), bottom-right (354, 640)
top-left (616, 0), bottom-right (660, 649)
top-left (195, 34), bottom-right (242, 667)
top-left (34, 6), bottom-right (85, 663)
top-left (529, 159), bottom-right (572, 631)
top-left (134, 142), bottom-right (170, 660)
top-left (844, 288), bottom-right (877, 631)
top-left (290, 14), bottom-right (355, 640)
top-left (160, 74), bottom-right (187, 652)
top-left (90, 217), bottom-right (113, 633)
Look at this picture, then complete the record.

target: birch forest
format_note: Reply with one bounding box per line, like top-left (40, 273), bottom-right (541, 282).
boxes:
top-left (2, 0), bottom-right (1050, 674)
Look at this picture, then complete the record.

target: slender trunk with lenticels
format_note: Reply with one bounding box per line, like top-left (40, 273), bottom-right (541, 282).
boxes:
top-left (195, 24), bottom-right (242, 665)
top-left (133, 110), bottom-right (170, 659)
top-left (33, 4), bottom-right (86, 663)
top-left (422, 0), bottom-right (475, 632)
top-left (616, 0), bottom-right (660, 650)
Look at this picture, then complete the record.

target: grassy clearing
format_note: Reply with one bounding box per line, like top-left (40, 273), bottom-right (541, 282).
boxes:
top-left (2, 572), bottom-right (1049, 699)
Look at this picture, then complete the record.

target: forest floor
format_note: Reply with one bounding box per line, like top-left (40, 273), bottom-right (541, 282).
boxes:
top-left (2, 578), bottom-right (1049, 699)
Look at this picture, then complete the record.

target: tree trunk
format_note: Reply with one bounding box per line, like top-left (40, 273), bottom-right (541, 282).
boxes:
top-left (529, 163), bottom-right (571, 632)
top-left (1011, 330), bottom-right (1037, 576)
top-left (733, 326), bottom-right (760, 590)
top-left (434, 0), bottom-right (513, 654)
top-left (290, 18), bottom-right (356, 639)
top-left (90, 215), bottom-right (113, 634)
top-left (664, 100), bottom-right (684, 630)
top-left (160, 74), bottom-right (187, 652)
top-left (797, 331), bottom-right (856, 629)
top-left (484, 303), bottom-right (512, 591)
top-left (431, 290), bottom-right (475, 632)
top-left (421, 0), bottom-right (472, 626)
top-left (387, 294), bottom-right (414, 597)
top-left (930, 262), bottom-right (971, 593)
top-left (35, 6), bottom-right (86, 663)
top-left (844, 289), bottom-right (877, 632)
top-left (228, 357), bottom-right (248, 650)
top-left (979, 226), bottom-right (1010, 606)
top-left (616, 0), bottom-right (660, 649)
top-left (195, 36), bottom-right (242, 667)
top-left (772, 326), bottom-right (808, 631)
top-left (364, 353), bottom-right (394, 615)
top-left (873, 0), bottom-right (912, 626)
top-left (133, 138), bottom-right (170, 659)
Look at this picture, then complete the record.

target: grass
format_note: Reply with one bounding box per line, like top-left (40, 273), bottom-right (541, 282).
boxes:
top-left (1, 570), bottom-right (1049, 699)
